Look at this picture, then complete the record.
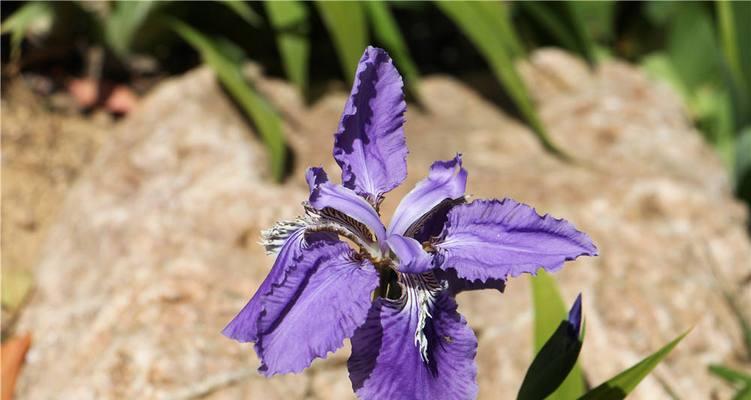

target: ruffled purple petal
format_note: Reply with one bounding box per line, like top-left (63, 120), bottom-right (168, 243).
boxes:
top-left (306, 166), bottom-right (328, 193)
top-left (255, 241), bottom-right (379, 375)
top-left (222, 228), bottom-right (328, 342)
top-left (387, 155), bottom-right (467, 237)
top-left (435, 199), bottom-right (597, 282)
top-left (386, 234), bottom-right (434, 274)
top-left (309, 176), bottom-right (387, 246)
top-left (348, 290), bottom-right (478, 400)
top-left (334, 46), bottom-right (408, 204)
top-left (433, 267), bottom-right (505, 296)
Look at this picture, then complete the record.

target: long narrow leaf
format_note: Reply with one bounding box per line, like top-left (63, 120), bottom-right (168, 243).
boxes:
top-left (169, 19), bottom-right (287, 181)
top-left (666, 4), bottom-right (720, 92)
top-left (436, 1), bottom-right (568, 158)
top-left (716, 0), bottom-right (751, 128)
top-left (709, 364), bottom-right (751, 386)
top-left (0, 1), bottom-right (53, 59)
top-left (516, 2), bottom-right (583, 58)
top-left (265, 1), bottom-right (310, 93)
top-left (568, 1), bottom-right (616, 44)
top-left (579, 330), bottom-right (690, 400)
top-left (473, 1), bottom-right (523, 59)
top-left (530, 271), bottom-right (586, 399)
top-left (735, 127), bottom-right (751, 206)
top-left (364, 1), bottom-right (421, 101)
top-left (315, 1), bottom-right (368, 84)
top-left (105, 0), bottom-right (161, 58)
top-left (518, 294), bottom-right (584, 400)
top-left (734, 386), bottom-right (751, 400)
top-left (220, 0), bottom-right (263, 27)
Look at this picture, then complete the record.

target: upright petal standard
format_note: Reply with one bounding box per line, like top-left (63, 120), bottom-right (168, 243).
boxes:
top-left (334, 46), bottom-right (408, 205)
top-left (223, 46), bottom-right (597, 400)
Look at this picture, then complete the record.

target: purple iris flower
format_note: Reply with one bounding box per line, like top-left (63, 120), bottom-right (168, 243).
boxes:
top-left (223, 46), bottom-right (597, 399)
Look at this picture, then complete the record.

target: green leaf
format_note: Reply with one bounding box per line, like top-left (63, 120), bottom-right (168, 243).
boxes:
top-left (530, 271), bottom-right (586, 399)
top-left (734, 386), bottom-right (751, 400)
top-left (735, 127), bottom-right (751, 207)
top-left (265, 1), bottom-right (310, 93)
top-left (640, 53), bottom-right (688, 98)
top-left (579, 330), bottom-right (691, 400)
top-left (105, 0), bottom-right (162, 58)
top-left (665, 3), bottom-right (720, 91)
top-left (315, 1), bottom-right (368, 84)
top-left (716, 0), bottom-right (751, 128)
top-left (364, 1), bottom-right (421, 101)
top-left (709, 364), bottom-right (751, 386)
top-left (169, 19), bottom-right (287, 182)
top-left (0, 1), bottom-right (54, 60)
top-left (644, 1), bottom-right (680, 26)
top-left (220, 0), bottom-right (263, 27)
top-left (436, 1), bottom-right (568, 159)
top-left (516, 2), bottom-right (583, 57)
top-left (518, 299), bottom-right (583, 400)
top-left (568, 1), bottom-right (616, 44)
top-left (473, 1), bottom-right (523, 59)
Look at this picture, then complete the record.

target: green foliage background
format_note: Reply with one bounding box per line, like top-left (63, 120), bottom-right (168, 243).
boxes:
top-left (2, 1), bottom-right (748, 204)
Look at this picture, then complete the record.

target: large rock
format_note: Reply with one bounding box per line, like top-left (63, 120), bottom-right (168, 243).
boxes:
top-left (16, 50), bottom-right (751, 399)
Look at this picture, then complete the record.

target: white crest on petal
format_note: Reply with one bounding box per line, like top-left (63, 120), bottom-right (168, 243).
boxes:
top-left (304, 202), bottom-right (381, 257)
top-left (260, 218), bottom-right (309, 255)
top-left (400, 272), bottom-right (445, 364)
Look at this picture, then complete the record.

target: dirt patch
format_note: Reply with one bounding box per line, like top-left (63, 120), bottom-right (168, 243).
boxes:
top-left (1, 79), bottom-right (111, 329)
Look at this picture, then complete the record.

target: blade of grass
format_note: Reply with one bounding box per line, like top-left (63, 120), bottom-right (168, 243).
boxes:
top-left (666, 3), bottom-right (720, 92)
top-left (709, 364), bottom-right (751, 386)
top-left (169, 19), bottom-right (287, 182)
top-left (220, 0), bottom-right (263, 27)
top-left (516, 2), bottom-right (583, 58)
top-left (568, 1), bottom-right (616, 44)
top-left (105, 0), bottom-right (161, 58)
top-left (364, 1), bottom-right (421, 101)
top-left (518, 294), bottom-right (584, 400)
top-left (716, 0), bottom-right (751, 128)
top-left (474, 1), bottom-right (523, 59)
top-left (579, 330), bottom-right (691, 400)
top-left (436, 1), bottom-right (568, 159)
top-left (265, 1), bottom-right (310, 93)
top-left (0, 1), bottom-right (53, 60)
top-left (530, 271), bottom-right (586, 399)
top-left (315, 1), bottom-right (368, 84)
top-left (735, 127), bottom-right (751, 209)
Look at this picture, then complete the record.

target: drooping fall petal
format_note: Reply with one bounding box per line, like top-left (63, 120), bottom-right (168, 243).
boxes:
top-left (256, 241), bottom-right (379, 375)
top-left (348, 281), bottom-right (478, 400)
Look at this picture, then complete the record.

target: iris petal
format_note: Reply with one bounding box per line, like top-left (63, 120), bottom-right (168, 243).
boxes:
top-left (434, 267), bottom-right (506, 296)
top-left (255, 241), bottom-right (379, 375)
top-left (348, 275), bottom-right (478, 400)
top-left (387, 234), bottom-right (434, 274)
top-left (308, 168), bottom-right (387, 247)
top-left (222, 229), bottom-right (330, 342)
top-left (388, 155), bottom-right (467, 237)
top-left (334, 46), bottom-right (408, 205)
top-left (435, 199), bottom-right (597, 282)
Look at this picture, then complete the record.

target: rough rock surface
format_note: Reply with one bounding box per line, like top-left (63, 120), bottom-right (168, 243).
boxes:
top-left (15, 49), bottom-right (751, 399)
top-left (1, 81), bottom-right (110, 328)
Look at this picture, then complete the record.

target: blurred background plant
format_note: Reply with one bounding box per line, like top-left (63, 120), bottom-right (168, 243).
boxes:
top-left (2, 1), bottom-right (749, 208)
